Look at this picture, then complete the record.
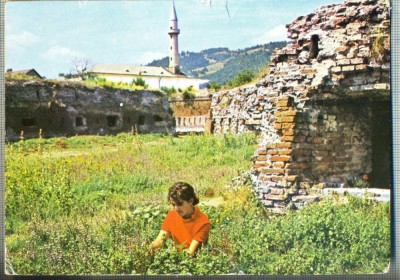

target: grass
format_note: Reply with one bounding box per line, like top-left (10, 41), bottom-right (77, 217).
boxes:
top-left (5, 133), bottom-right (390, 275)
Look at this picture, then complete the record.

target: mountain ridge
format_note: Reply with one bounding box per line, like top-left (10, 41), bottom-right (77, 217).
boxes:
top-left (147, 41), bottom-right (288, 85)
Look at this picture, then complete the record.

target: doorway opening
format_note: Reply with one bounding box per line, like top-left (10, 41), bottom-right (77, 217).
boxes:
top-left (370, 101), bottom-right (391, 188)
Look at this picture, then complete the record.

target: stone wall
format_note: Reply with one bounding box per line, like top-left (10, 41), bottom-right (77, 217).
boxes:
top-left (210, 0), bottom-right (390, 210)
top-left (5, 79), bottom-right (175, 140)
top-left (169, 98), bottom-right (212, 134)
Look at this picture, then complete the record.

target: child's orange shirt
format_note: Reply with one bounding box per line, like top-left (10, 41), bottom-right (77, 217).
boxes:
top-left (161, 205), bottom-right (211, 249)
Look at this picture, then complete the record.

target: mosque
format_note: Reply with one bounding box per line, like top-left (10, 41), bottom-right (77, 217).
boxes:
top-left (90, 1), bottom-right (209, 90)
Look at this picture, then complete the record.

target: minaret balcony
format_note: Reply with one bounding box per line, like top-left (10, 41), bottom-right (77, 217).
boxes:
top-left (168, 28), bottom-right (180, 35)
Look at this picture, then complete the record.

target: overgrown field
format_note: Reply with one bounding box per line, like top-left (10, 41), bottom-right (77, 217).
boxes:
top-left (5, 133), bottom-right (390, 275)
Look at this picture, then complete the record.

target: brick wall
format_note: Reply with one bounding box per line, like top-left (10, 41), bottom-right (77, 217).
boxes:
top-left (210, 0), bottom-right (390, 209)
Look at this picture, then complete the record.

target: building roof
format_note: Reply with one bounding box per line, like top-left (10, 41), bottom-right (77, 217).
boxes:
top-left (90, 64), bottom-right (184, 77)
top-left (7, 69), bottom-right (43, 79)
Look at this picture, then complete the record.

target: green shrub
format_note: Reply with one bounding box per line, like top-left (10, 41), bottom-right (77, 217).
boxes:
top-left (5, 133), bottom-right (389, 275)
top-left (225, 70), bottom-right (255, 88)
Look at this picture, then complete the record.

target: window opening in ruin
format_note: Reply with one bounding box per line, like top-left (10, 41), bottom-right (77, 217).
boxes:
top-left (107, 115), bottom-right (119, 127)
top-left (22, 118), bottom-right (35, 127)
top-left (310, 35), bottom-right (320, 59)
top-left (370, 101), bottom-right (391, 188)
top-left (36, 90), bottom-right (40, 99)
top-left (127, 117), bottom-right (131, 124)
top-left (75, 117), bottom-right (84, 127)
top-left (318, 114), bottom-right (324, 124)
top-left (153, 115), bottom-right (163, 122)
top-left (96, 117), bottom-right (99, 124)
top-left (278, 54), bottom-right (288, 63)
top-left (138, 116), bottom-right (146, 125)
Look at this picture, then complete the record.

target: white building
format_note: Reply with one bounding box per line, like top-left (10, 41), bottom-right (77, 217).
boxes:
top-left (90, 1), bottom-right (208, 90)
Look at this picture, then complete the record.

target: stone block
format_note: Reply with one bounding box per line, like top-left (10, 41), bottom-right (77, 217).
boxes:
top-left (254, 162), bottom-right (268, 169)
top-left (261, 200), bottom-right (274, 207)
top-left (264, 194), bottom-right (287, 201)
top-left (282, 136), bottom-right (295, 142)
top-left (300, 68), bottom-right (317, 75)
top-left (271, 155), bottom-right (291, 162)
top-left (245, 120), bottom-right (261, 125)
top-left (287, 188), bottom-right (299, 195)
top-left (281, 116), bottom-right (295, 123)
top-left (350, 58), bottom-right (365, 64)
top-left (257, 149), bottom-right (267, 155)
top-left (270, 188), bottom-right (285, 195)
top-left (267, 143), bottom-right (277, 149)
top-left (257, 155), bottom-right (267, 161)
top-left (282, 123), bottom-right (295, 129)
top-left (337, 59), bottom-right (351, 65)
top-left (374, 83), bottom-right (389, 90)
top-left (312, 150), bottom-right (329, 157)
top-left (262, 168), bottom-right (285, 174)
top-left (273, 159), bottom-right (286, 167)
top-left (294, 136), bottom-right (306, 142)
top-left (355, 64), bottom-right (368, 71)
top-left (286, 175), bottom-right (298, 182)
top-left (359, 84), bottom-right (374, 90)
top-left (335, 45), bottom-right (348, 53)
top-left (313, 137), bottom-right (324, 144)
top-left (277, 100), bottom-right (289, 107)
top-left (267, 149), bottom-right (279, 155)
top-left (282, 129), bottom-right (294, 136)
top-left (277, 142), bottom-right (293, 148)
top-left (286, 162), bottom-right (309, 169)
top-left (342, 65), bottom-right (355, 72)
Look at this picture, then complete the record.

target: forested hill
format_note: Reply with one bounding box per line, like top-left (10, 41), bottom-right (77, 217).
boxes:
top-left (147, 41), bottom-right (287, 85)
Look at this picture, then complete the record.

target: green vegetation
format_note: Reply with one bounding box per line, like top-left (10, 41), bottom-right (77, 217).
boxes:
top-left (82, 76), bottom-right (149, 91)
top-left (161, 85), bottom-right (197, 100)
top-left (6, 133), bottom-right (390, 275)
top-left (131, 77), bottom-right (148, 88)
top-left (206, 81), bottom-right (222, 92)
top-left (225, 70), bottom-right (255, 89)
top-left (160, 86), bottom-right (177, 98)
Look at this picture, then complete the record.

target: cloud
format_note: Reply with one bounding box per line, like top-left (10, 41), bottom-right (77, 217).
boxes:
top-left (6, 30), bottom-right (40, 50)
top-left (254, 24), bottom-right (289, 44)
top-left (40, 45), bottom-right (84, 62)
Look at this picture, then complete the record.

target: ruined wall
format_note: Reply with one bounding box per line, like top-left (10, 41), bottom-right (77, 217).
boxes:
top-left (210, 0), bottom-right (390, 209)
top-left (5, 79), bottom-right (175, 140)
top-left (169, 98), bottom-right (212, 134)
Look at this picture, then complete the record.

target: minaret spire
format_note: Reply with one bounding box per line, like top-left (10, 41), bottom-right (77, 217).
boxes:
top-left (168, 0), bottom-right (180, 74)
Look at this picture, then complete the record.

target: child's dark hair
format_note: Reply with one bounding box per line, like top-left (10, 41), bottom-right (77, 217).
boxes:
top-left (168, 182), bottom-right (199, 205)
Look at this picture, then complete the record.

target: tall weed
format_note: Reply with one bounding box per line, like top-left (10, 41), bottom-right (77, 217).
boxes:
top-left (5, 133), bottom-right (389, 275)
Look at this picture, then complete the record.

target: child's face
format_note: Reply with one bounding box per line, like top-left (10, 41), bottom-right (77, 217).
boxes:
top-left (170, 198), bottom-right (194, 218)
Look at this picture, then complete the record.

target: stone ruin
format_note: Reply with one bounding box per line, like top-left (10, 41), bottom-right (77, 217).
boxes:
top-left (5, 79), bottom-right (175, 141)
top-left (169, 98), bottom-right (212, 134)
top-left (210, 0), bottom-right (390, 211)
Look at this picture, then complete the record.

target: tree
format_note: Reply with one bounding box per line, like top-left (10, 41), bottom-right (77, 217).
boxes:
top-left (206, 81), bottom-right (222, 92)
top-left (226, 70), bottom-right (255, 88)
top-left (71, 58), bottom-right (93, 80)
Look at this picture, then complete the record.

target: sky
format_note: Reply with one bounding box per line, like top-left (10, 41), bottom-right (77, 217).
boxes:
top-left (5, 0), bottom-right (342, 79)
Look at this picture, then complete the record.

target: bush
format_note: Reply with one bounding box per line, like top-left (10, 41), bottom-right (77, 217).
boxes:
top-left (5, 134), bottom-right (389, 275)
top-left (225, 70), bottom-right (255, 88)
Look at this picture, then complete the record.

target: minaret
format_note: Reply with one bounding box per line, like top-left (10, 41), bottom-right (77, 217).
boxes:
top-left (168, 1), bottom-right (180, 74)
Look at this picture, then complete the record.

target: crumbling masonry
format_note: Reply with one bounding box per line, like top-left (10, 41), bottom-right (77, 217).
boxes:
top-left (5, 80), bottom-right (175, 140)
top-left (210, 0), bottom-right (390, 210)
